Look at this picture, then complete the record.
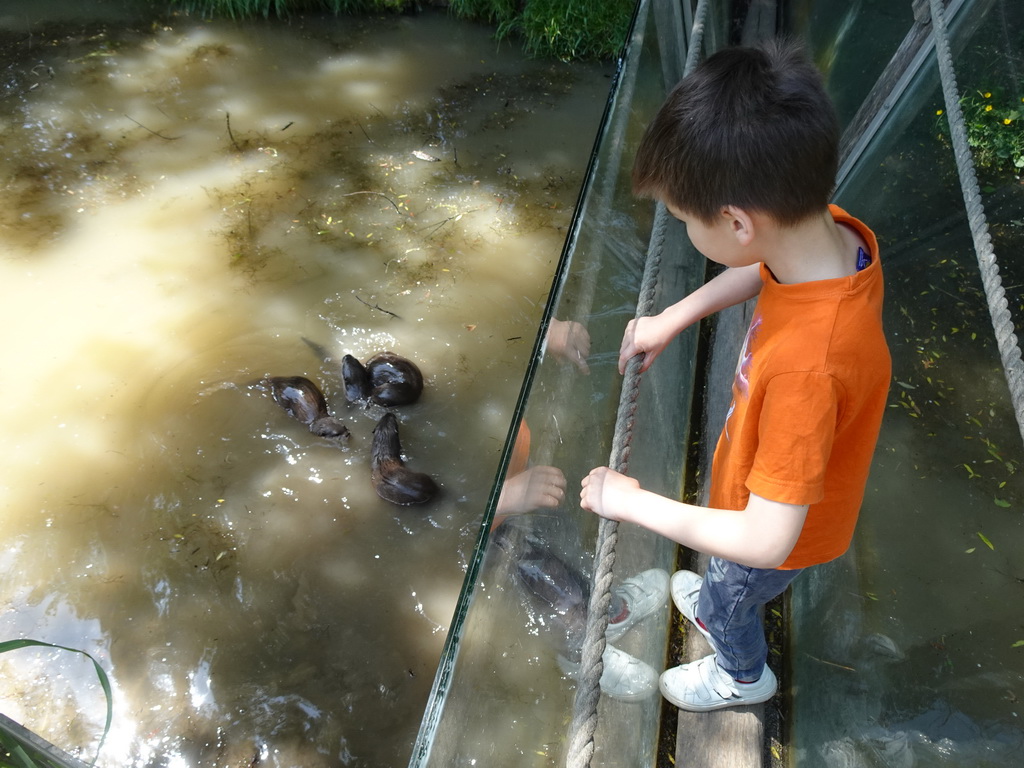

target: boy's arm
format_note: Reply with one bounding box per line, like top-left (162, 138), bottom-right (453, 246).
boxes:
top-left (579, 467), bottom-right (807, 569)
top-left (619, 263), bottom-right (763, 373)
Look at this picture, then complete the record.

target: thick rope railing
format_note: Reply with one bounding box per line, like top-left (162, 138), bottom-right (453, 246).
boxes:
top-left (929, 0), bottom-right (1024, 447)
top-left (564, 206), bottom-right (671, 768)
top-left (565, 3), bottom-right (709, 767)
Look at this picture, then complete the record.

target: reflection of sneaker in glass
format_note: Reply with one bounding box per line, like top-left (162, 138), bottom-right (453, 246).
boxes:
top-left (606, 568), bottom-right (669, 643)
top-left (558, 645), bottom-right (658, 702)
top-left (669, 570), bottom-right (713, 645)
top-left (659, 653), bottom-right (777, 711)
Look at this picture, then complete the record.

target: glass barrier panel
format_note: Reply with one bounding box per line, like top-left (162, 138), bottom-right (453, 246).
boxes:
top-left (785, 0), bottom-right (918, 126)
top-left (408, 1), bottom-right (709, 766)
top-left (791, 1), bottom-right (1024, 765)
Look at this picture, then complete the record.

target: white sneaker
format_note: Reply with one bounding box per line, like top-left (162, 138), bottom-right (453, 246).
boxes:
top-left (659, 653), bottom-right (777, 711)
top-left (669, 570), bottom-right (714, 645)
top-left (558, 644), bottom-right (658, 702)
top-left (606, 568), bottom-right (669, 643)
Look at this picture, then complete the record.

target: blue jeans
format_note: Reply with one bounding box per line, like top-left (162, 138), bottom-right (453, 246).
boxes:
top-left (696, 556), bottom-right (804, 681)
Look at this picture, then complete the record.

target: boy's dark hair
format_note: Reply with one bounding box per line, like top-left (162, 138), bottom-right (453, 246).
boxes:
top-left (632, 39), bottom-right (839, 226)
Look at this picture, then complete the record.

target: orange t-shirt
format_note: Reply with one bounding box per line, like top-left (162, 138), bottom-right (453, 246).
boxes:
top-left (508, 422), bottom-right (532, 478)
top-left (709, 205), bottom-right (891, 569)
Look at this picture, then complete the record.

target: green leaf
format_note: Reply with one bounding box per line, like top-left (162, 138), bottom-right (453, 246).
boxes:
top-left (986, 445), bottom-right (1004, 461)
top-left (0, 638), bottom-right (112, 765)
top-left (976, 531), bottom-right (995, 550)
top-left (1013, 640), bottom-right (1024, 648)
top-left (0, 737), bottom-right (41, 768)
top-left (994, 498), bottom-right (1011, 508)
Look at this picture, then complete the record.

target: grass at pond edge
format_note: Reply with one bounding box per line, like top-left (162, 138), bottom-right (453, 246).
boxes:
top-left (168, 0), bottom-right (634, 60)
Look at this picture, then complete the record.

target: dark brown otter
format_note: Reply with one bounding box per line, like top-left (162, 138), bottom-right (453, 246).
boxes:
top-left (343, 353), bottom-right (424, 407)
top-left (371, 412), bottom-right (438, 505)
top-left (340, 354), bottom-right (373, 403)
top-left (265, 376), bottom-right (350, 440)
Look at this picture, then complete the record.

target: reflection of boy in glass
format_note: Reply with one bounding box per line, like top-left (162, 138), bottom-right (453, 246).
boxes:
top-left (493, 317), bottom-right (591, 520)
top-left (580, 41), bottom-right (891, 711)
top-left (493, 319), bottom-right (669, 701)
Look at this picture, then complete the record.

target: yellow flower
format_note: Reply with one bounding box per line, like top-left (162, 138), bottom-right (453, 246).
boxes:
top-left (985, 104), bottom-right (994, 112)
top-left (984, 92), bottom-right (992, 98)
top-left (1005, 118), bottom-right (1013, 125)
top-left (936, 109), bottom-right (944, 116)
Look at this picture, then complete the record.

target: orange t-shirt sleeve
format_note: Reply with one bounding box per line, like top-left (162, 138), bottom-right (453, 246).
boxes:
top-left (507, 421), bottom-right (532, 478)
top-left (745, 372), bottom-right (840, 506)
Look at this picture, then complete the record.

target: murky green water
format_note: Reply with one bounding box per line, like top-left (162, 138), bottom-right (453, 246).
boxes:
top-left (0, 5), bottom-right (611, 766)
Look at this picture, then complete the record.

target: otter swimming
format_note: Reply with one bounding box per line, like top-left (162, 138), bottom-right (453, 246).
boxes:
top-left (301, 338), bottom-right (424, 407)
top-left (340, 354), bottom-right (372, 403)
top-left (343, 353), bottom-right (424, 407)
top-left (370, 412), bottom-right (438, 505)
top-left (264, 376), bottom-right (350, 440)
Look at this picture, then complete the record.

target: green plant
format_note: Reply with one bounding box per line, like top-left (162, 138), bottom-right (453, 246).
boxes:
top-left (447, 0), bottom-right (519, 25)
top-left (0, 640), bottom-right (112, 768)
top-left (939, 88), bottom-right (1024, 175)
top-left (171, 0), bottom-right (633, 60)
top-left (468, 0), bottom-right (633, 60)
top-left (489, 0), bottom-right (626, 60)
top-left (175, 0), bottom-right (407, 18)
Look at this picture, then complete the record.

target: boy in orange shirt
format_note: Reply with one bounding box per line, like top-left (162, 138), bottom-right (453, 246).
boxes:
top-left (579, 40), bottom-right (891, 711)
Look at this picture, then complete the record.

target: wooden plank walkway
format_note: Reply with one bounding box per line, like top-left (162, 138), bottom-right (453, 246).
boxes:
top-left (671, 551), bottom-right (776, 768)
top-left (669, 297), bottom-right (767, 768)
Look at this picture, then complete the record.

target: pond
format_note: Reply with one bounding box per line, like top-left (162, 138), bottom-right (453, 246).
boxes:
top-left (0, 4), bottom-right (612, 766)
